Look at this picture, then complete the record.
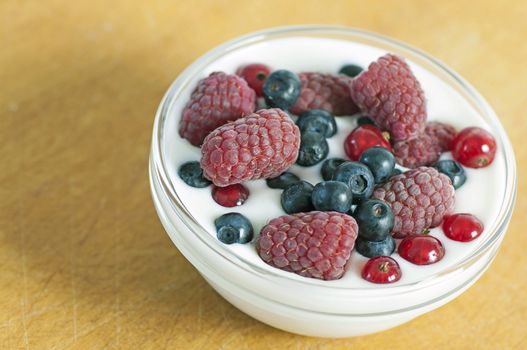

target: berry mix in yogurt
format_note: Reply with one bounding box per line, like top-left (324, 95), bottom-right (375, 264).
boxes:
top-left (173, 47), bottom-right (497, 285)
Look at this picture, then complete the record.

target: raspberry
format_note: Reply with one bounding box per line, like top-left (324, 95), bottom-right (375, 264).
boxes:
top-left (393, 122), bottom-right (457, 168)
top-left (256, 211), bottom-right (358, 280)
top-left (179, 72), bottom-right (256, 146)
top-left (350, 54), bottom-right (426, 141)
top-left (372, 167), bottom-right (455, 238)
top-left (426, 122), bottom-right (456, 151)
top-left (289, 73), bottom-right (359, 116)
top-left (200, 108), bottom-right (300, 187)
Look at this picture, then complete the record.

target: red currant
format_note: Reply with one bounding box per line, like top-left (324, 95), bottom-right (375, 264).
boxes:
top-left (361, 256), bottom-right (402, 284)
top-left (442, 213), bottom-right (484, 242)
top-left (212, 184), bottom-right (249, 207)
top-left (344, 125), bottom-right (391, 161)
top-left (451, 127), bottom-right (497, 168)
top-left (398, 235), bottom-right (445, 265)
top-left (236, 63), bottom-right (272, 97)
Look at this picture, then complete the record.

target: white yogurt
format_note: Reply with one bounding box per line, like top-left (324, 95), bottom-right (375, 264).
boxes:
top-left (162, 37), bottom-right (506, 288)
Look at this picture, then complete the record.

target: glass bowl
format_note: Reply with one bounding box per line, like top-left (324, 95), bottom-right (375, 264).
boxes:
top-left (149, 25), bottom-right (516, 337)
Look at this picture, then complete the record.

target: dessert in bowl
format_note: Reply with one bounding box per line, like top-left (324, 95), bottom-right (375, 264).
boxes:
top-left (149, 26), bottom-right (516, 337)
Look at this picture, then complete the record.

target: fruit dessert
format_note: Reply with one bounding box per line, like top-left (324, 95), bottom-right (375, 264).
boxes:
top-left (166, 37), bottom-right (504, 287)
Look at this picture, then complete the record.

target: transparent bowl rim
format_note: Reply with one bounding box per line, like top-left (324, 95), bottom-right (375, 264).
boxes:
top-left (150, 25), bottom-right (517, 295)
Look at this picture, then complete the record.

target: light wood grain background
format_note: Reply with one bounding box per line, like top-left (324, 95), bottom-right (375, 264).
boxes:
top-left (1, 0), bottom-right (526, 349)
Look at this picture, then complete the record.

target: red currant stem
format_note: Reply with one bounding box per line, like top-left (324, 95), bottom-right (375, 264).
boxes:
top-left (379, 262), bottom-right (389, 272)
top-left (477, 158), bottom-right (488, 166)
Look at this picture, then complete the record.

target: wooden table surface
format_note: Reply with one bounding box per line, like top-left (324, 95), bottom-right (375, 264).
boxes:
top-left (2, 1), bottom-right (526, 349)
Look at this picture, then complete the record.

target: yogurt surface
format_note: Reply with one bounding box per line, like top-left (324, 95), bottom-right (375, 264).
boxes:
top-left (161, 37), bottom-right (506, 288)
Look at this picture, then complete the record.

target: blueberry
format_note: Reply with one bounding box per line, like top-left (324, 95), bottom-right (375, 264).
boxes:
top-left (355, 235), bottom-right (396, 258)
top-left (263, 70), bottom-right (301, 110)
top-left (296, 132), bottom-right (329, 166)
top-left (311, 181), bottom-right (353, 213)
top-left (296, 109), bottom-right (337, 138)
top-left (339, 64), bottom-right (364, 78)
top-left (357, 116), bottom-right (375, 126)
top-left (434, 160), bottom-right (467, 189)
top-left (178, 161), bottom-right (212, 188)
top-left (281, 181), bottom-right (314, 214)
top-left (353, 199), bottom-right (394, 241)
top-left (359, 146), bottom-right (396, 184)
top-left (266, 172), bottom-right (300, 189)
top-left (214, 212), bottom-right (254, 244)
top-left (320, 157), bottom-right (347, 181)
top-left (333, 161), bottom-right (374, 201)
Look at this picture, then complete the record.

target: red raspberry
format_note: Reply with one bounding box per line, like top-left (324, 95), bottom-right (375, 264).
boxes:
top-left (179, 72), bottom-right (256, 146)
top-left (350, 54), bottom-right (426, 141)
top-left (256, 211), bottom-right (358, 280)
top-left (393, 122), bottom-right (457, 168)
top-left (289, 73), bottom-right (359, 116)
top-left (201, 108), bottom-right (300, 187)
top-left (372, 167), bottom-right (455, 238)
top-left (426, 121), bottom-right (457, 151)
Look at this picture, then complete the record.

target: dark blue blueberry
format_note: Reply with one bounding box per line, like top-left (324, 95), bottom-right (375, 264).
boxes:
top-left (321, 157), bottom-right (347, 181)
top-left (339, 64), bottom-right (364, 78)
top-left (281, 180), bottom-right (314, 214)
top-left (216, 226), bottom-right (239, 244)
top-left (296, 109), bottom-right (337, 138)
top-left (357, 116), bottom-right (375, 126)
top-left (311, 181), bottom-right (353, 213)
top-left (355, 235), bottom-right (396, 258)
top-left (296, 132), bottom-right (329, 167)
top-left (263, 70), bottom-right (301, 110)
top-left (178, 161), bottom-right (212, 188)
top-left (434, 160), bottom-right (467, 189)
top-left (353, 199), bottom-right (394, 241)
top-left (359, 146), bottom-right (396, 184)
top-left (266, 172), bottom-right (300, 189)
top-left (214, 212), bottom-right (254, 244)
top-left (333, 161), bottom-right (374, 202)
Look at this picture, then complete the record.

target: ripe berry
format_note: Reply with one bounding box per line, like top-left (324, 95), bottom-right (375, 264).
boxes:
top-left (296, 109), bottom-right (337, 138)
top-left (212, 184), bottom-right (249, 207)
top-left (355, 235), bottom-right (396, 258)
top-left (344, 125), bottom-right (391, 161)
top-left (350, 54), bottom-right (426, 141)
top-left (257, 211), bottom-right (358, 280)
top-left (339, 64), bottom-right (364, 78)
top-left (353, 199), bottom-right (394, 241)
top-left (178, 161), bottom-right (212, 188)
top-left (214, 213), bottom-right (254, 244)
top-left (321, 158), bottom-right (346, 181)
top-left (236, 63), bottom-right (271, 97)
top-left (333, 162), bottom-right (375, 202)
top-left (398, 235), bottom-right (445, 265)
top-left (266, 172), bottom-right (300, 190)
top-left (311, 181), bottom-right (353, 213)
top-left (442, 213), bottom-right (484, 242)
top-left (451, 127), bottom-right (497, 168)
top-left (296, 132), bottom-right (329, 166)
top-left (434, 160), bottom-right (467, 189)
top-left (281, 180), bottom-right (315, 214)
top-left (359, 146), bottom-right (396, 184)
top-left (361, 256), bottom-right (401, 284)
top-left (263, 70), bottom-right (301, 110)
